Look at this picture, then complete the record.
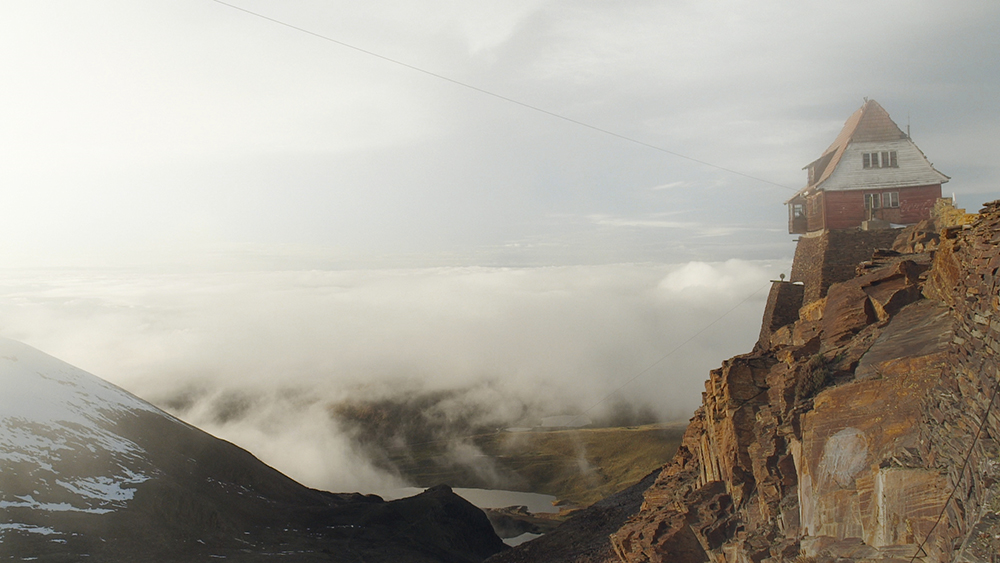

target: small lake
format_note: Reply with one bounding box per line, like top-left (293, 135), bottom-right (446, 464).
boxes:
top-left (382, 487), bottom-right (559, 514)
top-left (505, 532), bottom-right (542, 547)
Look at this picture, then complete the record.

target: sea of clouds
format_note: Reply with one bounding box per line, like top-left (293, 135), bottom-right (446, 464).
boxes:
top-left (0, 259), bottom-right (787, 493)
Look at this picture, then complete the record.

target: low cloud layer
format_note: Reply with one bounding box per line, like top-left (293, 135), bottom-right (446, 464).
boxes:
top-left (0, 260), bottom-right (785, 492)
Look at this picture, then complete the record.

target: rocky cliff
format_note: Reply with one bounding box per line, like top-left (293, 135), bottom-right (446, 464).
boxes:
top-left (612, 199), bottom-right (1000, 563)
top-left (497, 199), bottom-right (1000, 563)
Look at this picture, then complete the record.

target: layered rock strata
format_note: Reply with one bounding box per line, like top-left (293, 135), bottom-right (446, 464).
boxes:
top-left (608, 200), bottom-right (1000, 562)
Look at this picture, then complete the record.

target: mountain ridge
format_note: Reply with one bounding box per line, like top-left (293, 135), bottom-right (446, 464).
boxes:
top-left (0, 337), bottom-right (507, 562)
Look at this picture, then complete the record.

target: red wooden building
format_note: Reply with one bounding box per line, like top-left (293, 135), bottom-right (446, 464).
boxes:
top-left (786, 99), bottom-right (949, 234)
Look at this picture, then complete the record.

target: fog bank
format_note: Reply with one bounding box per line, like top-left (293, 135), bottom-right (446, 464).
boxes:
top-left (0, 260), bottom-right (785, 492)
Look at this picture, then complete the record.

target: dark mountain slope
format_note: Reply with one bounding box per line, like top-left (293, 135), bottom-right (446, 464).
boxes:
top-left (0, 337), bottom-right (505, 562)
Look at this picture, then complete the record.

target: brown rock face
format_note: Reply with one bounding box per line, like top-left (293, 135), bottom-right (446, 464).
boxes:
top-left (797, 321), bottom-right (950, 552)
top-left (492, 199), bottom-right (999, 563)
top-left (606, 200), bottom-right (1000, 563)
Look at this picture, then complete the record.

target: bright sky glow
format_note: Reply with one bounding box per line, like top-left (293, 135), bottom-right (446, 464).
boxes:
top-left (0, 0), bottom-right (996, 268)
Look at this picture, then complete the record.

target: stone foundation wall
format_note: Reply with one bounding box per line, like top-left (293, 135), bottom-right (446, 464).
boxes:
top-left (788, 233), bottom-right (825, 301)
top-left (790, 229), bottom-right (900, 305)
top-left (757, 282), bottom-right (804, 351)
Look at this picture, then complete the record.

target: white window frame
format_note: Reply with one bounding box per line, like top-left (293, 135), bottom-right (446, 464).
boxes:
top-left (862, 151), bottom-right (898, 169)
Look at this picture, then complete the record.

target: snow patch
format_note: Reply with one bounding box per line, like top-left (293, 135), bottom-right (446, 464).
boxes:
top-left (0, 523), bottom-right (61, 536)
top-left (0, 337), bottom-right (159, 427)
top-left (57, 469), bottom-right (150, 504)
top-left (0, 495), bottom-right (112, 515)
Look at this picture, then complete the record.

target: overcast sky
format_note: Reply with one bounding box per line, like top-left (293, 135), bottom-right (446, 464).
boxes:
top-left (1, 0), bottom-right (997, 269)
top-left (1, 1), bottom-right (998, 493)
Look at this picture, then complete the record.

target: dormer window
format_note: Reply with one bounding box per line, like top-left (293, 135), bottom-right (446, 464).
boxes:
top-left (862, 151), bottom-right (898, 169)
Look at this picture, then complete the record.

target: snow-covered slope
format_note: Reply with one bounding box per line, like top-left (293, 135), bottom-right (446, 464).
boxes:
top-left (0, 337), bottom-right (504, 562)
top-left (0, 337), bottom-right (162, 525)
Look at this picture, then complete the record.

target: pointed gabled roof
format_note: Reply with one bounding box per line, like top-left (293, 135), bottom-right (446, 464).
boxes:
top-left (786, 99), bottom-right (948, 204)
top-left (805, 99), bottom-right (907, 189)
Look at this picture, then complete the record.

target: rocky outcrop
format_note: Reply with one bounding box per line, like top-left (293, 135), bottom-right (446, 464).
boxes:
top-left (608, 199), bottom-right (999, 563)
top-left (501, 199), bottom-right (1000, 562)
